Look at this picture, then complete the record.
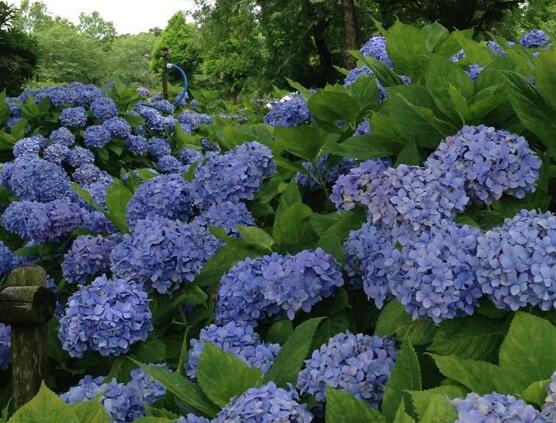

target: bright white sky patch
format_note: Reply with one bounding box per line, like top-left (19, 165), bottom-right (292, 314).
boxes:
top-left (11, 0), bottom-right (196, 34)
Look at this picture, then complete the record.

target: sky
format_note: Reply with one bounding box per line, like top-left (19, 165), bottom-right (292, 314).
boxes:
top-left (12, 0), bottom-right (196, 34)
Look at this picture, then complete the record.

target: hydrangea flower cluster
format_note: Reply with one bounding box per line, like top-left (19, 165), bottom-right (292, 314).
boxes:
top-left (425, 125), bottom-right (541, 205)
top-left (192, 201), bottom-right (255, 236)
top-left (67, 146), bottom-right (95, 167)
top-left (147, 137), bottom-right (171, 159)
top-left (215, 382), bottom-right (313, 423)
top-left (216, 248), bottom-right (344, 326)
top-left (360, 35), bottom-right (393, 69)
top-left (111, 217), bottom-right (222, 294)
top-left (62, 235), bottom-right (120, 284)
top-left (542, 371), bottom-right (556, 420)
top-left (126, 135), bottom-right (148, 155)
top-left (58, 275), bottom-right (153, 357)
top-left (186, 321), bottom-right (280, 378)
top-left (126, 174), bottom-right (193, 228)
top-left (179, 112), bottom-right (212, 133)
top-left (487, 40), bottom-right (507, 57)
top-left (331, 159), bottom-right (390, 211)
top-left (191, 141), bottom-right (275, 209)
top-left (84, 125), bottom-right (112, 149)
top-left (466, 64), bottom-right (485, 81)
top-left (477, 209), bottom-right (556, 311)
top-left (296, 153), bottom-right (356, 192)
top-left (50, 127), bottom-right (75, 146)
top-left (43, 143), bottom-right (70, 164)
top-left (13, 135), bottom-right (46, 158)
top-left (91, 97), bottom-right (119, 121)
top-left (264, 96), bottom-right (311, 127)
top-left (453, 392), bottom-right (546, 423)
top-left (520, 29), bottom-right (551, 48)
top-left (297, 332), bottom-right (397, 407)
top-left (354, 118), bottom-right (371, 136)
top-left (392, 223), bottom-right (482, 323)
top-left (0, 323), bottom-right (10, 369)
top-left (27, 83), bottom-right (103, 108)
top-left (0, 240), bottom-right (16, 277)
top-left (103, 117), bottom-right (131, 139)
top-left (177, 415), bottom-right (210, 423)
top-left (60, 106), bottom-right (88, 128)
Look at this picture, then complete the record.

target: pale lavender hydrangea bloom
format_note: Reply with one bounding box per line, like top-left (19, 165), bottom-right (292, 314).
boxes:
top-left (354, 118), bottom-right (372, 136)
top-left (360, 35), bottom-right (393, 69)
top-left (72, 164), bottom-right (111, 185)
top-left (192, 201), bottom-right (255, 236)
top-left (542, 371), bottom-right (556, 421)
top-left (487, 40), bottom-right (507, 57)
top-left (0, 241), bottom-right (15, 277)
top-left (264, 96), bottom-right (311, 127)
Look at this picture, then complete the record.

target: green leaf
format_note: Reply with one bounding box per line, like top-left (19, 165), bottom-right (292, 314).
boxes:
top-left (264, 317), bottom-right (325, 387)
top-left (384, 20), bottom-right (429, 80)
top-left (396, 139), bottom-right (420, 165)
top-left (8, 383), bottom-right (79, 423)
top-left (521, 379), bottom-right (550, 407)
top-left (275, 179), bottom-right (301, 218)
top-left (535, 49), bottom-right (556, 110)
top-left (325, 388), bottom-right (387, 423)
top-left (348, 75), bottom-right (381, 113)
top-left (408, 386), bottom-right (467, 420)
top-left (309, 91), bottom-right (359, 124)
top-left (316, 209), bottom-right (366, 263)
top-left (130, 359), bottom-right (219, 417)
top-left (392, 400), bottom-right (416, 423)
top-left (375, 300), bottom-right (436, 346)
top-left (238, 226), bottom-right (274, 252)
top-left (419, 394), bottom-right (457, 423)
top-left (266, 320), bottom-right (293, 345)
top-left (311, 313), bottom-right (350, 352)
top-left (324, 134), bottom-right (401, 160)
top-left (275, 126), bottom-right (324, 160)
top-left (272, 203), bottom-right (316, 251)
top-left (71, 182), bottom-right (104, 214)
top-left (382, 338), bottom-right (422, 420)
top-left (70, 399), bottom-right (111, 423)
top-left (198, 343), bottom-right (263, 408)
top-left (498, 312), bottom-right (556, 388)
top-left (106, 180), bottom-right (133, 233)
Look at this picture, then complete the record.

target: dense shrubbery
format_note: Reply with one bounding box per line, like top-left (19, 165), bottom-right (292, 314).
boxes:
top-left (2, 21), bottom-right (556, 423)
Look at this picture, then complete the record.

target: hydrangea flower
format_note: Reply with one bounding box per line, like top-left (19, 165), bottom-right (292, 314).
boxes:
top-left (58, 275), bottom-right (152, 357)
top-left (216, 249), bottom-right (343, 326)
top-left (297, 332), bottom-right (397, 407)
top-left (344, 223), bottom-right (398, 307)
top-left (151, 99), bottom-right (174, 115)
top-left (264, 96), bottom-right (311, 127)
top-left (368, 164), bottom-right (468, 242)
top-left (186, 321), bottom-right (280, 378)
top-left (451, 49), bottom-right (466, 63)
top-left (102, 117), bottom-right (131, 139)
top-left (179, 112), bottom-right (212, 133)
top-left (72, 164), bottom-right (111, 185)
top-left (43, 144), bottom-right (70, 164)
top-left (331, 159), bottom-right (389, 211)
top-left (91, 97), bottom-right (119, 121)
top-left (147, 137), bottom-right (171, 159)
top-left (477, 209), bottom-right (556, 311)
top-left (0, 241), bottom-right (15, 277)
top-left (215, 382), bottom-right (313, 423)
top-left (0, 324), bottom-right (10, 369)
top-left (392, 223), bottom-right (482, 323)
top-left (425, 125), bottom-right (541, 205)
top-left (178, 148), bottom-right (203, 166)
top-left (191, 141), bottom-right (275, 209)
top-left (67, 146), bottom-right (95, 168)
top-left (60, 106), bottom-right (88, 128)
top-left (13, 135), bottom-right (46, 158)
top-left (453, 392), bottom-right (545, 423)
top-left (126, 135), bottom-right (148, 155)
top-left (542, 371), bottom-right (556, 420)
top-left (136, 87), bottom-right (150, 98)
top-left (296, 153), bottom-right (356, 192)
top-left (192, 201), bottom-right (255, 236)
top-left (466, 64), bottom-right (485, 81)
top-left (360, 35), bottom-right (393, 68)
top-left (82, 210), bottom-right (118, 234)
top-left (343, 66), bottom-right (387, 101)
top-left (354, 118), bottom-right (372, 136)
top-left (487, 40), bottom-right (507, 57)
top-left (83, 178), bottom-right (112, 210)
top-left (176, 415), bottom-right (210, 423)
top-left (84, 125), bottom-right (112, 149)
top-left (158, 155), bottom-right (186, 174)
top-left (62, 235), bottom-right (120, 284)
top-left (520, 29), bottom-right (551, 48)
top-left (127, 367), bottom-right (166, 406)
top-left (111, 216), bottom-right (222, 294)
top-left (5, 157), bottom-right (70, 202)
top-left (126, 174), bottom-right (193, 229)
top-left (136, 106), bottom-right (164, 132)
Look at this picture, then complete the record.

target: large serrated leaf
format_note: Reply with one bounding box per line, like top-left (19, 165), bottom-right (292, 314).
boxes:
top-left (8, 383), bottom-right (79, 423)
top-left (325, 388), bottom-right (387, 423)
top-left (375, 300), bottom-right (436, 346)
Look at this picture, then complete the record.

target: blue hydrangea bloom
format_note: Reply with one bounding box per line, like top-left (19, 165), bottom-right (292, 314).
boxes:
top-left (83, 177), bottom-right (112, 210)
top-left (297, 332), bottom-right (397, 407)
top-left (62, 235), bottom-right (120, 284)
top-left (176, 415), bottom-right (210, 423)
top-left (477, 209), bottom-right (556, 311)
top-left (487, 40), bottom-right (507, 57)
top-left (126, 174), bottom-right (193, 229)
top-left (296, 153), bottom-right (356, 192)
top-left (192, 201), bottom-right (255, 236)
top-left (360, 35), bottom-right (393, 68)
top-left (72, 164), bottom-right (111, 185)
top-left (179, 112), bottom-right (212, 133)
top-left (136, 106), bottom-right (164, 132)
top-left (186, 321), bottom-right (280, 379)
top-left (520, 30), bottom-right (551, 48)
top-left (453, 392), bottom-right (546, 423)
top-left (264, 96), bottom-right (311, 127)
top-left (136, 87), bottom-right (150, 98)
top-left (60, 106), bottom-right (88, 128)
top-left (82, 210), bottom-right (118, 234)
top-left (158, 155), bottom-right (186, 174)
top-left (178, 148), bottom-right (203, 166)
top-left (344, 66), bottom-right (387, 101)
top-left (451, 49), bottom-right (466, 62)
top-left (43, 144), bottom-right (70, 164)
top-left (111, 216), bottom-right (221, 294)
top-left (331, 159), bottom-right (389, 211)
top-left (425, 125), bottom-right (541, 205)
top-left (354, 118), bottom-right (372, 136)
top-left (191, 141), bottom-right (275, 209)
top-left (13, 135), bottom-right (46, 158)
top-left (5, 157), bottom-right (70, 202)
top-left (61, 375), bottom-right (107, 404)
top-left (344, 223), bottom-right (398, 308)
top-left (58, 275), bottom-right (152, 357)
top-left (392, 223), bottom-right (482, 323)
top-left (102, 117), bottom-right (131, 139)
top-left (466, 64), bottom-right (485, 81)
top-left (84, 125), bottom-right (112, 149)
top-left (542, 371), bottom-right (556, 421)
top-left (0, 324), bottom-right (10, 369)
top-left (215, 382), bottom-right (313, 423)
top-left (368, 164), bottom-right (468, 242)
top-left (127, 367), bottom-right (166, 406)
top-left (67, 146), bottom-right (95, 168)
top-left (91, 97), bottom-right (119, 121)
top-left (126, 135), bottom-right (148, 155)
top-left (147, 137), bottom-right (171, 159)
top-left (0, 241), bottom-right (15, 277)
top-left (150, 99), bottom-right (174, 115)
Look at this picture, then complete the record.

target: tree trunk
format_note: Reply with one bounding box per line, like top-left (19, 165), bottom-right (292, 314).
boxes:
top-left (308, 4), bottom-right (333, 86)
top-left (342, 0), bottom-right (358, 69)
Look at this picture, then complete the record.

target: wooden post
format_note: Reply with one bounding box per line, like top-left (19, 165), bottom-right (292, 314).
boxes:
top-left (162, 47), bottom-right (170, 100)
top-left (0, 266), bottom-right (56, 411)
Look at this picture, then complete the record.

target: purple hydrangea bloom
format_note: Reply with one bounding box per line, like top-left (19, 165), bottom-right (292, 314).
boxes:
top-left (477, 209), bottom-right (556, 311)
top-left (67, 146), bottom-right (95, 168)
top-left (466, 64), bottom-right (485, 81)
top-left (344, 66), bottom-right (387, 101)
top-left (264, 96), bottom-right (311, 127)
top-left (520, 30), bottom-right (551, 48)
top-left (296, 154), bottom-right (356, 192)
top-left (186, 321), bottom-right (280, 378)
top-left (62, 235), bottom-right (120, 284)
top-left (542, 371), bottom-right (556, 420)
top-left (487, 40), bottom-right (507, 57)
top-left (0, 324), bottom-right (10, 369)
top-left (191, 141), bottom-right (275, 209)
top-left (453, 392), bottom-right (545, 423)
top-left (158, 155), bottom-right (186, 174)
top-left (391, 223), bottom-right (482, 323)
top-left (297, 332), bottom-right (397, 407)
top-left (126, 174), bottom-right (193, 229)
top-left (136, 87), bottom-right (150, 98)
top-left (192, 201), bottom-right (255, 236)
top-left (425, 125), bottom-right (541, 205)
top-left (126, 135), bottom-right (148, 155)
top-left (84, 125), bottom-right (112, 149)
top-left (344, 223), bottom-right (398, 308)
top-left (178, 112), bottom-right (212, 133)
top-left (354, 118), bottom-right (372, 136)
top-left (5, 157), bottom-right (70, 202)
top-left (91, 97), bottom-right (119, 121)
top-left (58, 275), bottom-right (152, 357)
top-left (147, 137), bottom-right (171, 159)
top-left (111, 217), bottom-right (222, 294)
top-left (43, 144), bottom-right (70, 164)
top-left (13, 135), bottom-right (46, 158)
top-left (60, 106), bottom-right (88, 128)
top-left (215, 382), bottom-right (313, 423)
top-left (360, 35), bottom-right (393, 68)
top-left (102, 117), bottom-right (131, 139)
top-left (72, 164), bottom-right (111, 185)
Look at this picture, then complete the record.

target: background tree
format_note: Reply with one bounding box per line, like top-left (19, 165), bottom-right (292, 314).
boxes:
top-left (107, 33), bottom-right (159, 87)
top-left (78, 11), bottom-right (116, 41)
